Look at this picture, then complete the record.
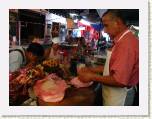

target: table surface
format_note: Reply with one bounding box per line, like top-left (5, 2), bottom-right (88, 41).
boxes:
top-left (38, 86), bottom-right (95, 106)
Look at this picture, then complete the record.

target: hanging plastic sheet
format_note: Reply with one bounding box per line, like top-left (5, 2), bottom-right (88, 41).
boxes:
top-left (91, 23), bottom-right (103, 32)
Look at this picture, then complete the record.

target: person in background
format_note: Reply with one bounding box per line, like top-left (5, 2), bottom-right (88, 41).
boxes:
top-left (90, 38), bottom-right (95, 50)
top-left (26, 43), bottom-right (44, 67)
top-left (45, 37), bottom-right (62, 61)
top-left (44, 37), bottom-right (72, 78)
top-left (73, 37), bottom-right (86, 63)
top-left (9, 43), bottom-right (44, 72)
top-left (78, 9), bottom-right (139, 106)
top-left (28, 35), bottom-right (41, 44)
top-left (65, 30), bottom-right (73, 44)
top-left (9, 46), bottom-right (26, 72)
top-left (9, 35), bottom-right (13, 46)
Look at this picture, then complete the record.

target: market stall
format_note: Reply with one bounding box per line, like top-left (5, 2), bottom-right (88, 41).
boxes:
top-left (9, 56), bottom-right (105, 106)
top-left (9, 9), bottom-right (139, 106)
top-left (9, 9), bottom-right (107, 106)
top-left (38, 87), bottom-right (95, 106)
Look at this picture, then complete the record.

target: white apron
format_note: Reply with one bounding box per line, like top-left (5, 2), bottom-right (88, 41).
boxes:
top-left (102, 30), bottom-right (135, 106)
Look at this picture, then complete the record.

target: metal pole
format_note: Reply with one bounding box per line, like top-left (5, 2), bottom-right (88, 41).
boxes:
top-left (18, 21), bottom-right (21, 45)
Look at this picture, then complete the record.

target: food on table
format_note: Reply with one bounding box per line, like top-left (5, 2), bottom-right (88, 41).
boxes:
top-left (34, 74), bottom-right (68, 102)
top-left (9, 59), bottom-right (68, 105)
top-left (15, 74), bottom-right (30, 85)
top-left (36, 64), bottom-right (44, 72)
top-left (70, 77), bottom-right (93, 88)
top-left (42, 59), bottom-right (59, 67)
top-left (42, 59), bottom-right (64, 78)
top-left (19, 67), bottom-right (30, 74)
top-left (27, 65), bottom-right (44, 80)
top-left (9, 71), bottom-right (20, 81)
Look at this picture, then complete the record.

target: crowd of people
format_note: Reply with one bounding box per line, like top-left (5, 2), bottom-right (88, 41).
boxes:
top-left (9, 36), bottom-right (95, 73)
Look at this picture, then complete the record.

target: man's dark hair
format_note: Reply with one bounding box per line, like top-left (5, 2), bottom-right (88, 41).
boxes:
top-left (27, 43), bottom-right (44, 58)
top-left (68, 30), bottom-right (72, 34)
top-left (28, 35), bottom-right (40, 43)
top-left (102, 9), bottom-right (127, 25)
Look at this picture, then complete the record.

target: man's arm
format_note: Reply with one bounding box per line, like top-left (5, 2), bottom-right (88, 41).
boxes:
top-left (88, 65), bottom-right (104, 73)
top-left (92, 74), bottom-right (126, 87)
top-left (78, 68), bottom-right (126, 87)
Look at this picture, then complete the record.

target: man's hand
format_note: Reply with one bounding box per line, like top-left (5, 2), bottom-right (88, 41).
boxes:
top-left (77, 67), bottom-right (94, 83)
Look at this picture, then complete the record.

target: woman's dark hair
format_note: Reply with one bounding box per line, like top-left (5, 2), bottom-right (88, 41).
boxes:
top-left (27, 43), bottom-right (44, 58)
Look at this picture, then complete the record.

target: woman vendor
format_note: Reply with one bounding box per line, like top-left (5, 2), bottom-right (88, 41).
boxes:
top-left (45, 37), bottom-right (61, 60)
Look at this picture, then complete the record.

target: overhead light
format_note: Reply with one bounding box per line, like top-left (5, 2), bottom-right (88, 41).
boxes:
top-left (74, 19), bottom-right (78, 23)
top-left (82, 16), bottom-right (87, 19)
top-left (69, 13), bottom-right (78, 17)
top-left (79, 26), bottom-right (85, 30)
top-left (80, 19), bottom-right (90, 26)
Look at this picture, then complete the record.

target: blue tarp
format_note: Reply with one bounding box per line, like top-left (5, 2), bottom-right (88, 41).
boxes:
top-left (91, 23), bottom-right (104, 31)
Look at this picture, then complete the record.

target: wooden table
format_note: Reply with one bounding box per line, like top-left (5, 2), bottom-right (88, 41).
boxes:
top-left (38, 87), bottom-right (95, 106)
